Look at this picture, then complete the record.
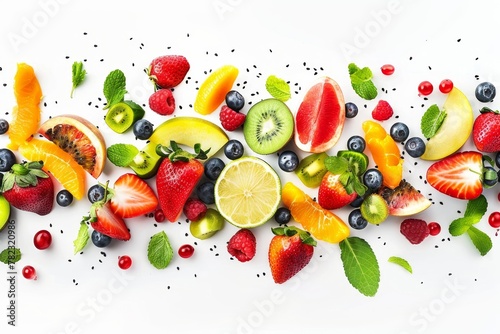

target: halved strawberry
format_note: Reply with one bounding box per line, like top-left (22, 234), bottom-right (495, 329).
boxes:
top-left (109, 173), bottom-right (158, 218)
top-left (426, 151), bottom-right (483, 200)
top-left (90, 202), bottom-right (131, 241)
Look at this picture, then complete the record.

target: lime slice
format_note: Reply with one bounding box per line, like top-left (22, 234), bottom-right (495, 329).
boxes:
top-left (215, 156), bottom-right (281, 228)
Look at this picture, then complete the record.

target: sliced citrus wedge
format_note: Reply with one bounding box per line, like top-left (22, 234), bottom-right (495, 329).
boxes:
top-left (194, 65), bottom-right (238, 115)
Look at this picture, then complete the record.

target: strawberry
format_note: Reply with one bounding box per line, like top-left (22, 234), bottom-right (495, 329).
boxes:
top-left (268, 226), bottom-right (316, 284)
top-left (149, 89), bottom-right (176, 115)
top-left (156, 141), bottom-right (209, 222)
top-left (472, 107), bottom-right (500, 152)
top-left (219, 105), bottom-right (246, 131)
top-left (318, 172), bottom-right (358, 210)
top-left (227, 228), bottom-right (256, 262)
top-left (426, 151), bottom-right (484, 200)
top-left (400, 218), bottom-right (429, 244)
top-left (89, 201), bottom-right (131, 241)
top-left (147, 55), bottom-right (190, 89)
top-left (372, 100), bottom-right (393, 121)
top-left (108, 173), bottom-right (158, 218)
top-left (1, 161), bottom-right (54, 216)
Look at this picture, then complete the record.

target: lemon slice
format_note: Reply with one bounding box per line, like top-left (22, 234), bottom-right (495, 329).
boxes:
top-left (215, 156), bottom-right (281, 228)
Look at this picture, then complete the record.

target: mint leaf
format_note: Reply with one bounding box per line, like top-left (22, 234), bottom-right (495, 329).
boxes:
top-left (0, 247), bottom-right (21, 264)
top-left (467, 226), bottom-right (492, 256)
top-left (388, 256), bottom-right (412, 273)
top-left (449, 217), bottom-right (475, 236)
top-left (348, 63), bottom-right (377, 100)
top-left (449, 195), bottom-right (488, 236)
top-left (339, 237), bottom-right (380, 297)
top-left (148, 231), bottom-right (174, 269)
top-left (107, 143), bottom-right (139, 167)
top-left (103, 69), bottom-right (127, 109)
top-left (71, 61), bottom-right (86, 98)
top-left (73, 223), bottom-right (89, 254)
top-left (265, 75), bottom-right (291, 102)
top-left (421, 104), bottom-right (446, 139)
top-left (324, 156), bottom-right (348, 175)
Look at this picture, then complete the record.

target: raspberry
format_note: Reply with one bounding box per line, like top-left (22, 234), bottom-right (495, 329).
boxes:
top-left (227, 228), bottom-right (256, 262)
top-left (183, 198), bottom-right (207, 221)
top-left (372, 100), bottom-right (393, 121)
top-left (149, 89), bottom-right (175, 115)
top-left (400, 219), bottom-right (430, 244)
top-left (219, 105), bottom-right (246, 131)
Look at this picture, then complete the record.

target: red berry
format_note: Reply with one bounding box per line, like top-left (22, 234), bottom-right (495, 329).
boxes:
top-left (154, 208), bottom-right (166, 223)
top-left (371, 100), bottom-right (394, 121)
top-left (439, 79), bottom-right (453, 94)
top-left (219, 105), bottom-right (246, 131)
top-left (400, 219), bottom-right (430, 244)
top-left (381, 64), bottom-right (395, 75)
top-left (178, 244), bottom-right (195, 258)
top-left (418, 81), bottom-right (433, 96)
top-left (227, 228), bottom-right (256, 262)
top-left (148, 55), bottom-right (190, 89)
top-left (22, 266), bottom-right (37, 280)
top-left (34, 230), bottom-right (52, 250)
top-left (118, 255), bottom-right (132, 270)
top-left (488, 212), bottom-right (500, 228)
top-left (149, 89), bottom-right (175, 115)
top-left (428, 222), bottom-right (441, 236)
top-left (183, 198), bottom-right (207, 221)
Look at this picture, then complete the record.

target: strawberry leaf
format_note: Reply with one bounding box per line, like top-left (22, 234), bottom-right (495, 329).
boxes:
top-left (325, 156), bottom-right (348, 174)
top-left (467, 226), bottom-right (492, 256)
top-left (148, 231), bottom-right (174, 269)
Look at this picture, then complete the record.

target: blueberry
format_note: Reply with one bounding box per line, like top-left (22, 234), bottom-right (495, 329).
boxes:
top-left (274, 207), bottom-right (291, 225)
top-left (56, 189), bottom-right (74, 207)
top-left (0, 148), bottom-right (16, 172)
top-left (225, 90), bottom-right (245, 111)
top-left (350, 195), bottom-right (364, 208)
top-left (224, 139), bottom-right (244, 160)
top-left (363, 168), bottom-right (383, 191)
top-left (347, 135), bottom-right (366, 152)
top-left (0, 119), bottom-right (9, 135)
top-left (390, 122), bottom-right (410, 143)
top-left (484, 166), bottom-right (498, 187)
top-left (348, 209), bottom-right (368, 230)
top-left (88, 184), bottom-right (106, 203)
top-left (204, 157), bottom-right (225, 181)
top-left (475, 82), bottom-right (496, 103)
top-left (133, 119), bottom-right (154, 140)
top-left (197, 181), bottom-right (215, 205)
top-left (345, 102), bottom-right (358, 118)
top-left (91, 230), bottom-right (112, 248)
top-left (495, 152), bottom-right (500, 169)
top-left (405, 137), bottom-right (426, 158)
top-left (278, 150), bottom-right (299, 172)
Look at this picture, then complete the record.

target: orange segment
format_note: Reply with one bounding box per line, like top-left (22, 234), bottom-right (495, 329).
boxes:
top-left (194, 65), bottom-right (238, 115)
top-left (19, 138), bottom-right (86, 200)
top-left (8, 63), bottom-right (43, 150)
top-left (282, 182), bottom-right (350, 243)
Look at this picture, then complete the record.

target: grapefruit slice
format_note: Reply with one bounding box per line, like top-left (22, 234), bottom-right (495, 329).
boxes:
top-left (294, 76), bottom-right (345, 153)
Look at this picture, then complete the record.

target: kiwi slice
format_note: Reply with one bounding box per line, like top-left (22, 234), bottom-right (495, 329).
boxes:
top-left (189, 208), bottom-right (225, 239)
top-left (129, 142), bottom-right (163, 179)
top-left (243, 98), bottom-right (294, 155)
top-left (105, 101), bottom-right (145, 133)
top-left (295, 152), bottom-right (328, 188)
top-left (337, 150), bottom-right (369, 175)
top-left (360, 193), bottom-right (389, 224)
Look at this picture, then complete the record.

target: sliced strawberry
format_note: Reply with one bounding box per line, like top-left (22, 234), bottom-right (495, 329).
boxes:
top-left (91, 202), bottom-right (131, 241)
top-left (109, 173), bottom-right (158, 218)
top-left (426, 151), bottom-right (483, 200)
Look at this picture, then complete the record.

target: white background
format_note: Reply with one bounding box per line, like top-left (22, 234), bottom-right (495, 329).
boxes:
top-left (1, 0), bottom-right (500, 333)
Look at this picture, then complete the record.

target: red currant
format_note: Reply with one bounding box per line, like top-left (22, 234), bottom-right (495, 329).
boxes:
top-left (381, 64), bottom-right (395, 75)
top-left (22, 266), bottom-right (37, 280)
top-left (488, 212), bottom-right (500, 228)
top-left (439, 79), bottom-right (453, 94)
top-left (34, 230), bottom-right (52, 250)
top-left (154, 208), bottom-right (165, 223)
top-left (428, 222), bottom-right (441, 236)
top-left (118, 255), bottom-right (132, 270)
top-left (418, 81), bottom-right (433, 96)
top-left (178, 244), bottom-right (195, 258)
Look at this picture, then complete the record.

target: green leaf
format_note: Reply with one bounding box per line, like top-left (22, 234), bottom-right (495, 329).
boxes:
top-left (103, 69), bottom-right (127, 109)
top-left (107, 143), bottom-right (140, 167)
top-left (265, 75), bottom-right (291, 102)
top-left (467, 226), bottom-right (492, 256)
top-left (449, 217), bottom-right (474, 236)
top-left (388, 256), bottom-right (412, 273)
top-left (71, 61), bottom-right (87, 98)
top-left (73, 223), bottom-right (89, 254)
top-left (339, 237), bottom-right (380, 297)
top-left (148, 231), bottom-right (174, 269)
top-left (348, 63), bottom-right (377, 100)
top-left (464, 194), bottom-right (488, 221)
top-left (421, 104), bottom-right (447, 139)
top-left (324, 156), bottom-right (348, 175)
top-left (0, 247), bottom-right (21, 264)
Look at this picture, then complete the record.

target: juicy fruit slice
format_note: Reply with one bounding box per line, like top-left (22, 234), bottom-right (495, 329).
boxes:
top-left (189, 208), bottom-right (225, 239)
top-left (8, 63), bottom-right (43, 150)
top-left (363, 120), bottom-right (403, 189)
top-left (420, 87), bottom-right (473, 160)
top-left (294, 77), bottom-right (346, 153)
top-left (243, 99), bottom-right (294, 155)
top-left (295, 152), bottom-right (328, 188)
top-left (360, 193), bottom-right (389, 224)
top-left (38, 115), bottom-right (106, 178)
top-left (281, 182), bottom-right (350, 243)
top-left (378, 180), bottom-right (431, 216)
top-left (105, 102), bottom-right (144, 133)
top-left (215, 157), bottom-right (281, 228)
top-left (109, 173), bottom-right (158, 218)
top-left (194, 65), bottom-right (239, 115)
top-left (18, 138), bottom-right (86, 200)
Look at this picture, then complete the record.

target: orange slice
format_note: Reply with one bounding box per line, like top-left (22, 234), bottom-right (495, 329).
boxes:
top-left (194, 65), bottom-right (238, 115)
top-left (282, 182), bottom-right (350, 243)
top-left (19, 138), bottom-right (86, 200)
top-left (8, 63), bottom-right (43, 150)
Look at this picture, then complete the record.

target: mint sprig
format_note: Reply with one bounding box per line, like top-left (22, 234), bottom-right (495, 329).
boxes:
top-left (103, 69), bottom-right (127, 109)
top-left (107, 143), bottom-right (140, 167)
top-left (421, 104), bottom-right (446, 139)
top-left (324, 153), bottom-right (368, 196)
top-left (73, 222), bottom-right (90, 254)
top-left (148, 231), bottom-right (174, 269)
top-left (348, 63), bottom-right (377, 100)
top-left (265, 75), bottom-right (291, 102)
top-left (388, 256), bottom-right (412, 273)
top-left (0, 247), bottom-right (21, 264)
top-left (71, 61), bottom-right (86, 98)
